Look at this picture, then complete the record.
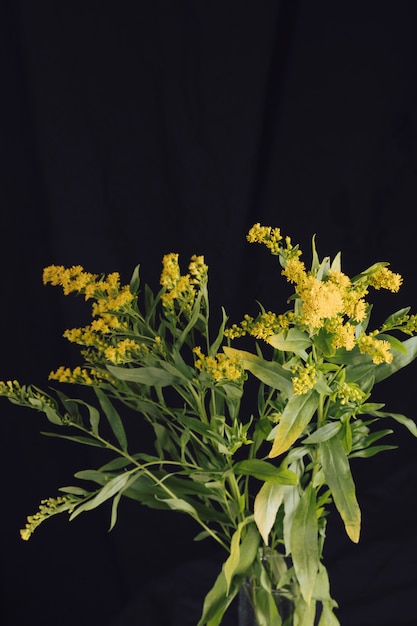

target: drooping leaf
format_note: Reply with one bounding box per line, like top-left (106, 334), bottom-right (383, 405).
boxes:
top-left (95, 388), bottom-right (128, 451)
top-left (223, 347), bottom-right (293, 396)
top-left (290, 484), bottom-right (319, 605)
top-left (269, 390), bottom-right (320, 458)
top-left (320, 435), bottom-right (361, 543)
top-left (69, 472), bottom-right (133, 520)
top-left (234, 459), bottom-right (298, 485)
top-left (41, 431), bottom-right (106, 448)
top-left (368, 409), bottom-right (417, 437)
top-left (107, 364), bottom-right (183, 386)
top-left (254, 481), bottom-right (286, 545)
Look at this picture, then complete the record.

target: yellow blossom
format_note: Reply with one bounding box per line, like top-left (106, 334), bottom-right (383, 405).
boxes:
top-left (225, 312), bottom-right (291, 341)
top-left (327, 318), bottom-right (356, 351)
top-left (20, 496), bottom-right (77, 541)
top-left (103, 339), bottom-right (143, 364)
top-left (291, 363), bottom-right (317, 395)
top-left (336, 382), bottom-right (366, 405)
top-left (298, 276), bottom-right (345, 329)
top-left (193, 347), bottom-right (244, 382)
top-left (327, 269), bottom-right (351, 289)
top-left (160, 253), bottom-right (181, 290)
top-left (357, 333), bottom-right (393, 364)
top-left (188, 255), bottom-right (208, 285)
top-left (49, 366), bottom-right (94, 385)
top-left (246, 223), bottom-right (283, 255)
top-left (368, 267), bottom-right (403, 292)
top-left (282, 258), bottom-right (307, 284)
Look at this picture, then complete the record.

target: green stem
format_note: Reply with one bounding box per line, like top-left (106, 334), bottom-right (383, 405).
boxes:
top-left (70, 420), bottom-right (230, 551)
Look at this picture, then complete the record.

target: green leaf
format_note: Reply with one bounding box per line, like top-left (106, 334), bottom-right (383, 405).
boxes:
top-left (381, 306), bottom-right (410, 328)
top-left (71, 399), bottom-right (101, 435)
top-left (374, 336), bottom-right (417, 382)
top-left (234, 460), bottom-right (298, 485)
top-left (58, 486), bottom-right (88, 496)
top-left (223, 347), bottom-right (293, 396)
top-left (177, 291), bottom-right (204, 347)
top-left (349, 444), bottom-right (397, 459)
top-left (318, 603), bottom-right (340, 626)
top-left (268, 328), bottom-right (312, 355)
top-left (367, 409), bottom-right (417, 437)
top-left (95, 388), bottom-right (128, 451)
top-left (75, 469), bottom-right (108, 485)
top-left (251, 562), bottom-right (282, 625)
top-left (290, 484), bottom-right (319, 605)
top-left (377, 333), bottom-right (408, 354)
top-left (320, 435), bottom-right (361, 543)
top-left (129, 263), bottom-right (140, 295)
top-left (224, 522), bottom-right (245, 593)
top-left (41, 431), bottom-right (105, 448)
top-left (107, 364), bottom-right (183, 386)
top-left (69, 472), bottom-right (132, 520)
top-left (254, 482), bottom-right (286, 545)
top-left (43, 404), bottom-right (65, 425)
top-left (302, 422), bottom-right (342, 445)
top-left (269, 390), bottom-right (320, 458)
top-left (158, 497), bottom-right (199, 518)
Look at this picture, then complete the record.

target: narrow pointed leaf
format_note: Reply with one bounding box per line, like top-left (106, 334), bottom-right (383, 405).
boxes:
top-left (234, 459), bottom-right (298, 484)
top-left (254, 482), bottom-right (286, 545)
top-left (320, 436), bottom-right (361, 542)
top-left (95, 388), bottom-right (128, 451)
top-left (107, 364), bottom-right (182, 386)
top-left (69, 472), bottom-right (132, 519)
top-left (223, 347), bottom-right (293, 395)
top-left (290, 484), bottom-right (319, 605)
top-left (373, 336), bottom-right (417, 382)
top-left (269, 390), bottom-right (320, 458)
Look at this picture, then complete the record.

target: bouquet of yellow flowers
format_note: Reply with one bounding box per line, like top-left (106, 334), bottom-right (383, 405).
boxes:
top-left (2, 224), bottom-right (417, 625)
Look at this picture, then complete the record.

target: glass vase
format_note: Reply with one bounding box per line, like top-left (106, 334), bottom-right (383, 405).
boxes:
top-left (238, 581), bottom-right (294, 626)
top-left (237, 549), bottom-right (295, 626)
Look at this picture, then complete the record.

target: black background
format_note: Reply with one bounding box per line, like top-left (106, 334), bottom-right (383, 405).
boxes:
top-left (2, 2), bottom-right (417, 625)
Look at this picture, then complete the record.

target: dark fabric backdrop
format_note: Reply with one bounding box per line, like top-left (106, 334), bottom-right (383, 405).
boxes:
top-left (2, 2), bottom-right (417, 625)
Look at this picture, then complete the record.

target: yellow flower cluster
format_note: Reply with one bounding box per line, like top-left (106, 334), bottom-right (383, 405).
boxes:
top-left (404, 314), bottom-right (417, 334)
top-left (0, 379), bottom-right (21, 397)
top-left (281, 258), bottom-right (307, 284)
top-left (193, 347), bottom-right (244, 383)
top-left (357, 333), bottom-right (393, 364)
top-left (160, 253), bottom-right (208, 310)
top-left (336, 382), bottom-right (366, 406)
top-left (368, 266), bottom-right (402, 292)
top-left (43, 265), bottom-right (142, 376)
top-left (49, 366), bottom-right (95, 385)
top-left (0, 380), bottom-right (57, 410)
top-left (327, 318), bottom-right (356, 351)
top-left (244, 225), bottom-right (404, 364)
top-left (225, 312), bottom-right (292, 340)
top-left (297, 275), bottom-right (345, 328)
top-left (103, 338), bottom-right (148, 364)
top-left (246, 223), bottom-right (283, 255)
top-left (285, 267), bottom-right (367, 332)
top-left (291, 363), bottom-right (317, 395)
top-left (20, 495), bottom-right (77, 541)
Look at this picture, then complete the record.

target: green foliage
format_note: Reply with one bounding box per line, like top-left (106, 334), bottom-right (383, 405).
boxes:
top-left (1, 224), bottom-right (417, 625)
